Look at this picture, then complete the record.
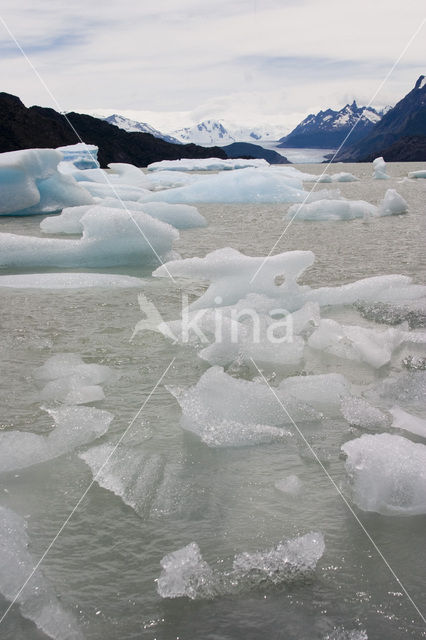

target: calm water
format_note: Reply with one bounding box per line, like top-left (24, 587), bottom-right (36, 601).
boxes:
top-left (0, 163), bottom-right (425, 640)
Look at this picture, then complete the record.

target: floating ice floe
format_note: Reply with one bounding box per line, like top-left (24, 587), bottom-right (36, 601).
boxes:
top-left (41, 200), bottom-right (206, 233)
top-left (157, 532), bottom-right (325, 599)
top-left (148, 157), bottom-right (269, 171)
top-left (79, 444), bottom-right (185, 517)
top-left (307, 319), bottom-right (406, 368)
top-left (302, 172), bottom-right (359, 183)
top-left (144, 170), bottom-right (202, 190)
top-left (140, 167), bottom-right (311, 204)
top-left (0, 206), bottom-right (179, 268)
top-left (390, 406), bottom-right (426, 438)
top-left (0, 272), bottom-right (144, 289)
top-left (354, 298), bottom-right (426, 329)
top-left (57, 142), bottom-right (99, 170)
top-left (342, 433), bottom-right (426, 515)
top-left (407, 169), bottom-right (426, 179)
top-left (0, 406), bottom-right (113, 473)
top-left (372, 157), bottom-right (390, 180)
top-left (154, 248), bottom-right (426, 312)
top-left (275, 475), bottom-right (303, 495)
top-left (0, 148), bottom-right (94, 216)
top-left (35, 353), bottom-right (115, 404)
top-left (168, 366), bottom-right (349, 446)
top-left (323, 628), bottom-right (368, 640)
top-left (0, 505), bottom-right (83, 640)
top-left (340, 396), bottom-right (389, 430)
top-left (286, 189), bottom-right (407, 221)
top-left (76, 180), bottom-right (151, 201)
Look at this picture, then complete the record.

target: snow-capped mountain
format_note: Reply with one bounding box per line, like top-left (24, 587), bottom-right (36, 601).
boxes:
top-left (278, 102), bottom-right (384, 149)
top-left (104, 114), bottom-right (181, 144)
top-left (172, 119), bottom-right (285, 146)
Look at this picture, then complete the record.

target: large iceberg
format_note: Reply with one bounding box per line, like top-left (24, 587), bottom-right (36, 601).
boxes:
top-left (0, 506), bottom-right (83, 639)
top-left (57, 142), bottom-right (99, 170)
top-left (342, 433), bottom-right (426, 515)
top-left (0, 206), bottom-right (179, 268)
top-left (0, 148), bottom-right (94, 215)
top-left (0, 406), bottom-right (113, 473)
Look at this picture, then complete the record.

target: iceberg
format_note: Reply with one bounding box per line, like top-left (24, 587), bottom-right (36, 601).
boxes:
top-left (157, 532), bottom-right (325, 599)
top-left (390, 406), bottom-right (426, 438)
top-left (148, 157), bottom-right (269, 171)
top-left (0, 406), bottom-right (113, 473)
top-left (287, 199), bottom-right (377, 221)
top-left (340, 396), bottom-right (389, 430)
top-left (0, 206), bottom-right (179, 268)
top-left (57, 142), bottom-right (99, 170)
top-left (372, 157), bottom-right (390, 180)
top-left (0, 505), bottom-right (83, 639)
top-left (140, 168), bottom-right (309, 204)
top-left (378, 189), bottom-right (408, 215)
top-left (77, 180), bottom-right (151, 201)
top-left (0, 148), bottom-right (94, 216)
top-left (408, 169), bottom-right (426, 179)
top-left (275, 475), bottom-right (303, 495)
top-left (0, 272), bottom-right (144, 289)
top-left (342, 433), bottom-right (426, 515)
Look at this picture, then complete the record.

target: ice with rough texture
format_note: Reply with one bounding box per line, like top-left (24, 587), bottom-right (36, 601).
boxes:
top-left (148, 157), bottom-right (269, 171)
top-left (141, 168), bottom-right (310, 204)
top-left (408, 169), bottom-right (426, 179)
top-left (77, 180), bottom-right (151, 201)
top-left (0, 148), bottom-right (94, 215)
top-left (378, 189), bottom-right (408, 216)
top-left (0, 406), bottom-right (113, 473)
top-left (168, 367), bottom-right (349, 446)
top-left (372, 157), bottom-right (390, 180)
top-left (308, 319), bottom-right (405, 368)
top-left (0, 206), bottom-right (179, 268)
top-left (287, 199), bottom-right (377, 221)
top-left (0, 505), bottom-right (83, 639)
top-left (157, 532), bottom-right (325, 599)
top-left (275, 475), bottom-right (303, 495)
top-left (342, 433), bottom-right (426, 515)
top-left (57, 142), bottom-right (99, 169)
top-left (354, 298), bottom-right (426, 329)
top-left (324, 629), bottom-right (368, 640)
top-left (0, 272), bottom-right (144, 289)
top-left (340, 396), bottom-right (389, 430)
top-left (35, 353), bottom-right (114, 405)
top-left (390, 406), bottom-right (426, 438)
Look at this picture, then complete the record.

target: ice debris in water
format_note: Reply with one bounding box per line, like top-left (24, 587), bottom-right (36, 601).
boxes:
top-left (0, 272), bottom-right (144, 289)
top-left (342, 433), bottom-right (426, 515)
top-left (35, 353), bottom-right (114, 404)
top-left (0, 148), bottom-right (94, 216)
top-left (140, 167), bottom-right (311, 204)
top-left (302, 172), bottom-right (359, 183)
top-left (390, 406), bottom-right (426, 439)
top-left (307, 319), bottom-right (405, 368)
top-left (286, 189), bottom-right (406, 221)
top-left (354, 298), bottom-right (426, 329)
top-left (323, 628), bottom-right (368, 640)
top-left (0, 206), bottom-right (179, 268)
top-left (79, 444), bottom-right (185, 517)
top-left (275, 475), bottom-right (303, 495)
top-left (168, 366), bottom-right (349, 446)
top-left (148, 157), bottom-right (269, 171)
top-left (157, 532), bottom-right (325, 599)
top-left (0, 505), bottom-right (83, 639)
top-left (408, 169), bottom-right (426, 179)
top-left (340, 396), bottom-right (389, 430)
top-left (372, 156), bottom-right (390, 180)
top-left (0, 406), bottom-right (113, 473)
top-left (41, 200), bottom-right (206, 233)
top-left (154, 248), bottom-right (426, 312)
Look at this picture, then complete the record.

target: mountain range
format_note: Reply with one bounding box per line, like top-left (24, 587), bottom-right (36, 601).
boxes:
top-left (0, 93), bottom-right (227, 167)
top-left (335, 75), bottom-right (426, 161)
top-left (104, 114), bottom-right (181, 144)
top-left (171, 120), bottom-right (284, 146)
top-left (277, 102), bottom-right (384, 149)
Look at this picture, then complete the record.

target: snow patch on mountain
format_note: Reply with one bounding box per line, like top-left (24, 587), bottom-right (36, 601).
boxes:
top-left (104, 114), bottom-right (181, 144)
top-left (172, 120), bottom-right (286, 146)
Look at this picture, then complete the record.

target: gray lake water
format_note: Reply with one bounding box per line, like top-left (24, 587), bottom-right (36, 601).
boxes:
top-left (0, 163), bottom-right (425, 639)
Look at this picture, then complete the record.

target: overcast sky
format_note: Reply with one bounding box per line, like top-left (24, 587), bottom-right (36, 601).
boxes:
top-left (0, 0), bottom-right (424, 133)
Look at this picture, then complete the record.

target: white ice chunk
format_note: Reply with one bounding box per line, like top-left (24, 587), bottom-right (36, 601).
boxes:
top-left (377, 189), bottom-right (408, 216)
top-left (0, 148), bottom-right (94, 215)
top-left (275, 475), bottom-right (303, 495)
top-left (408, 169), bottom-right (426, 179)
top-left (148, 157), bottom-right (269, 171)
top-left (77, 180), bottom-right (151, 201)
top-left (107, 162), bottom-right (150, 187)
top-left (372, 157), bottom-right (390, 180)
top-left (40, 204), bottom-right (94, 234)
top-left (141, 168), bottom-right (309, 204)
top-left (157, 542), bottom-right (217, 599)
top-left (308, 319), bottom-right (405, 368)
top-left (340, 396), bottom-right (389, 430)
top-left (0, 406), bottom-right (113, 473)
top-left (0, 505), bottom-right (83, 639)
top-left (57, 142), bottom-right (99, 170)
top-left (0, 272), bottom-right (144, 289)
top-left (287, 199), bottom-right (377, 221)
top-left (144, 170), bottom-right (202, 190)
top-left (390, 406), bottom-right (426, 438)
top-left (330, 172), bottom-right (359, 182)
top-left (0, 206), bottom-right (179, 268)
top-left (342, 433), bottom-right (426, 515)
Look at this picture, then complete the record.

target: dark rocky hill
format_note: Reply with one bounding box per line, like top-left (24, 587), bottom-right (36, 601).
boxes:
top-left (221, 142), bottom-right (290, 164)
